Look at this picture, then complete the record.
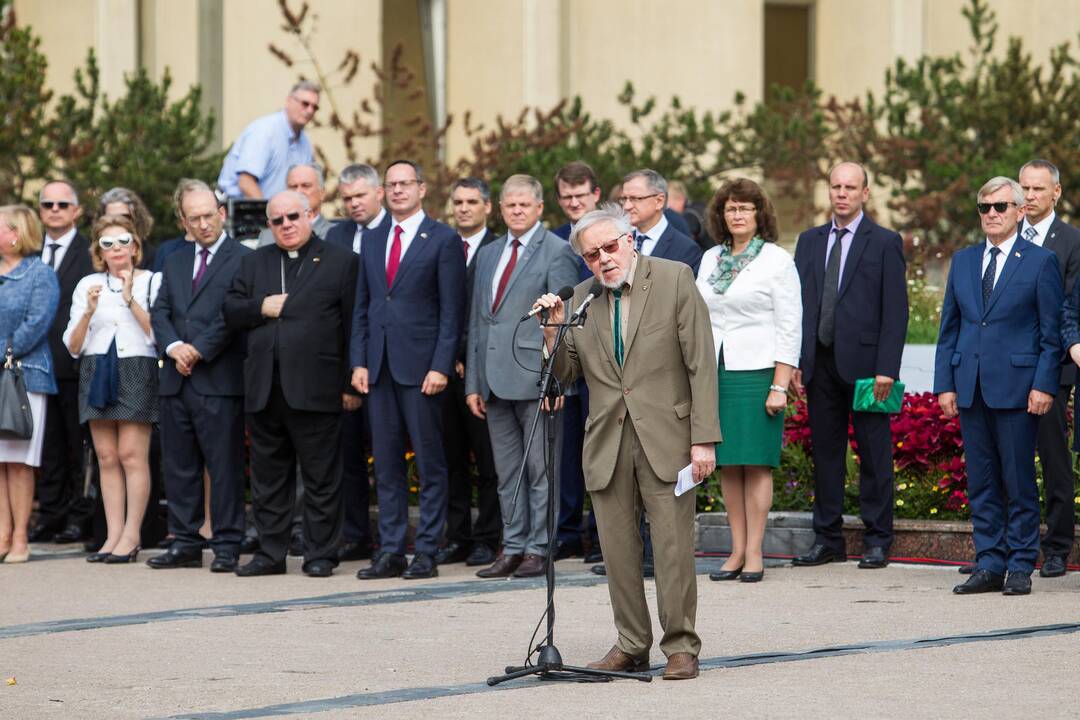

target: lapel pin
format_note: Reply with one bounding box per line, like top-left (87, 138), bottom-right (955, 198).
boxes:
top-left (420, 232), bottom-right (428, 239)
top-left (1014, 252), bottom-right (1021, 258)
top-left (642, 284), bottom-right (649, 291)
top-left (313, 257), bottom-right (320, 263)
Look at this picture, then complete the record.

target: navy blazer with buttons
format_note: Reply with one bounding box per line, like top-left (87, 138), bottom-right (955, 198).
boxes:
top-left (649, 222), bottom-right (703, 275)
top-left (794, 217), bottom-right (908, 385)
top-left (350, 214), bottom-right (466, 386)
top-left (933, 238), bottom-right (1062, 409)
top-left (152, 237), bottom-right (250, 397)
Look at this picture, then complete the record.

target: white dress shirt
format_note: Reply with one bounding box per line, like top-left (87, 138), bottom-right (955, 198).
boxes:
top-left (63, 271), bottom-right (162, 358)
top-left (1020, 211), bottom-right (1055, 247)
top-left (355, 207), bottom-right (386, 255)
top-left (491, 221), bottom-right (541, 299)
top-left (981, 233), bottom-right (1017, 289)
top-left (634, 214), bottom-right (668, 257)
top-left (190, 232), bottom-right (227, 278)
top-left (385, 210), bottom-right (426, 268)
top-left (42, 227), bottom-right (77, 269)
top-left (461, 228), bottom-right (486, 266)
top-left (695, 242), bottom-right (803, 370)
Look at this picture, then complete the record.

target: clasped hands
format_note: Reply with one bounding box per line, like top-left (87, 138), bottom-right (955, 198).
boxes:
top-left (168, 343), bottom-right (202, 377)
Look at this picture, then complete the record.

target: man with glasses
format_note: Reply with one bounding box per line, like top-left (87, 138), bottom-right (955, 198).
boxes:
top-left (620, 169), bottom-right (702, 274)
top-left (217, 81), bottom-right (320, 199)
top-left (223, 190), bottom-right (358, 578)
top-left (935, 177), bottom-right (1063, 596)
top-left (257, 163), bottom-right (333, 245)
top-left (351, 160), bottom-right (465, 580)
top-left (32, 180), bottom-right (96, 544)
top-left (791, 162), bottom-right (908, 571)
top-left (150, 181), bottom-right (249, 573)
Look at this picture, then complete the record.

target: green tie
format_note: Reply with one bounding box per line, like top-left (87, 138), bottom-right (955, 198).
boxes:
top-left (612, 288), bottom-right (623, 366)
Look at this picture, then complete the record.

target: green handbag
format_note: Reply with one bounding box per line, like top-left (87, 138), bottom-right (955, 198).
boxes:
top-left (852, 377), bottom-right (904, 414)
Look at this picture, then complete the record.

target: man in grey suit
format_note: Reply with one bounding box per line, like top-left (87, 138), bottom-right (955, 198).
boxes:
top-left (465, 174), bottom-right (580, 579)
top-left (257, 163), bottom-right (333, 246)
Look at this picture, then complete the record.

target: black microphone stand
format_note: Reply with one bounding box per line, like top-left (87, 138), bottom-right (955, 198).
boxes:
top-left (486, 306), bottom-right (651, 686)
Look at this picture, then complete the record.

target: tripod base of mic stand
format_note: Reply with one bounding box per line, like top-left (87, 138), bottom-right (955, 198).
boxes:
top-left (486, 645), bottom-right (653, 686)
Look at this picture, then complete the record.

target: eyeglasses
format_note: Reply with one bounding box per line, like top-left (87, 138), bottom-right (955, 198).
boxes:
top-left (384, 180), bottom-right (419, 191)
top-left (976, 201), bottom-right (1018, 214)
top-left (98, 233), bottom-right (134, 249)
top-left (621, 194), bottom-right (660, 204)
top-left (581, 233), bottom-right (629, 263)
top-left (184, 212), bottom-right (219, 227)
top-left (723, 204), bottom-right (756, 217)
top-left (40, 201), bottom-right (73, 210)
top-left (269, 211), bottom-right (302, 226)
top-left (559, 191), bottom-right (595, 203)
top-left (291, 95), bottom-right (319, 112)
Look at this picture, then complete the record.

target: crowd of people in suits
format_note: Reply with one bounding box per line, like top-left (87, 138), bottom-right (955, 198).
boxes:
top-left (1, 80), bottom-right (1078, 677)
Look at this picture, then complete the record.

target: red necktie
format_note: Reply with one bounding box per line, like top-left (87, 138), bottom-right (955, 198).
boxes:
top-left (491, 238), bottom-right (519, 312)
top-left (463, 239), bottom-right (469, 261)
top-left (386, 225), bottom-right (403, 287)
top-left (192, 248), bottom-right (210, 293)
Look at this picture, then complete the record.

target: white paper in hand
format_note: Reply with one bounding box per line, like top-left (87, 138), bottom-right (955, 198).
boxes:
top-left (674, 463), bottom-right (700, 497)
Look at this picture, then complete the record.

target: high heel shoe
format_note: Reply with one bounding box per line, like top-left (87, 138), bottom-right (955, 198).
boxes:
top-left (709, 565), bottom-right (743, 581)
top-left (3, 548), bottom-right (30, 564)
top-left (103, 547), bottom-right (141, 564)
top-left (739, 570), bottom-right (765, 583)
top-left (86, 552), bottom-right (111, 563)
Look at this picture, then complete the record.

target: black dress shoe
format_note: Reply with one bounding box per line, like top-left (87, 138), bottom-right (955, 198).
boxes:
top-left (584, 549), bottom-right (604, 564)
top-left (958, 563), bottom-right (975, 574)
top-left (27, 524), bottom-right (55, 543)
top-left (303, 559), bottom-right (335, 578)
top-left (709, 566), bottom-right (743, 581)
top-left (858, 546), bottom-right (889, 569)
top-left (792, 544), bottom-right (847, 566)
top-left (357, 552), bottom-right (407, 580)
top-left (103, 547), bottom-right (141, 564)
top-left (434, 542), bottom-right (469, 565)
top-left (146, 547), bottom-right (203, 569)
top-left (739, 570), bottom-right (764, 583)
top-left (86, 552), bottom-right (110, 563)
top-left (240, 535), bottom-right (259, 554)
top-left (465, 544), bottom-right (497, 567)
top-left (1039, 555), bottom-right (1067, 578)
top-left (288, 533), bottom-right (305, 557)
top-left (1003, 571), bottom-right (1032, 595)
top-left (402, 553), bottom-right (438, 579)
top-left (336, 541), bottom-right (374, 562)
top-left (590, 563), bottom-right (607, 576)
top-left (235, 558), bottom-right (287, 577)
top-left (553, 541), bottom-right (582, 561)
top-left (952, 569), bottom-right (1004, 594)
top-left (210, 555), bottom-right (238, 573)
top-left (54, 524), bottom-right (86, 544)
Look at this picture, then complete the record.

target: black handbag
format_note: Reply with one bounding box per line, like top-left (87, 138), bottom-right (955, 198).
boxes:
top-left (0, 339), bottom-right (34, 440)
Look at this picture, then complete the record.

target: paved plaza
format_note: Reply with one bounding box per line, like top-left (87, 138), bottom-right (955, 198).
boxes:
top-left (3, 547), bottom-right (1080, 719)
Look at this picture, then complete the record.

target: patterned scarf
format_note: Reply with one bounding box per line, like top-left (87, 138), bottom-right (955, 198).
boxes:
top-left (707, 237), bottom-right (765, 294)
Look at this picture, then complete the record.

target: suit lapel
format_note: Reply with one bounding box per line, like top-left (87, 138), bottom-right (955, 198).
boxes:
top-left (495, 227), bottom-right (545, 314)
top-left (285, 238), bottom-right (328, 297)
top-left (189, 238), bottom-right (234, 306)
top-left (621, 257), bottom-right (653, 360)
top-left (969, 244), bottom-right (986, 314)
top-left (476, 239), bottom-right (500, 315)
top-left (174, 242), bottom-right (196, 307)
top-left (812, 225), bottom-right (828, 303)
top-left (55, 233), bottom-right (87, 282)
top-left (391, 216), bottom-right (437, 288)
top-left (983, 239), bottom-right (1027, 317)
top-left (366, 223), bottom-right (390, 293)
top-left (836, 221), bottom-right (870, 300)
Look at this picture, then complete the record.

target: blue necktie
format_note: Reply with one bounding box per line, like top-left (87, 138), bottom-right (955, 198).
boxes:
top-left (982, 246), bottom-right (1000, 306)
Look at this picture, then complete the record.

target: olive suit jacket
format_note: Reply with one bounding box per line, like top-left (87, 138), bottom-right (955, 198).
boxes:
top-left (552, 255), bottom-right (721, 491)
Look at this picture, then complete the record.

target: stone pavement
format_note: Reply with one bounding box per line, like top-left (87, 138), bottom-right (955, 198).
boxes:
top-left (3, 547), bottom-right (1080, 719)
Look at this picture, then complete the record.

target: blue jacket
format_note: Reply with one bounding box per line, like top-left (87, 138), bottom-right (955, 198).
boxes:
top-left (0, 257), bottom-right (60, 394)
top-left (934, 238), bottom-right (1063, 409)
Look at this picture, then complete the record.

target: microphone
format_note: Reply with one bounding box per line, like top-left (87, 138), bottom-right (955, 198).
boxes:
top-left (520, 285), bottom-right (575, 322)
top-left (568, 281), bottom-right (604, 323)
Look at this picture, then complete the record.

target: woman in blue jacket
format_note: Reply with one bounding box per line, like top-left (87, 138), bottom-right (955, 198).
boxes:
top-left (0, 205), bottom-right (61, 563)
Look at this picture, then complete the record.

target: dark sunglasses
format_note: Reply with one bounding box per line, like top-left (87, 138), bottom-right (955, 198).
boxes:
top-left (581, 233), bottom-right (629, 263)
top-left (269, 211), bottom-right (302, 226)
top-left (40, 201), bottom-right (73, 210)
top-left (976, 201), bottom-right (1017, 214)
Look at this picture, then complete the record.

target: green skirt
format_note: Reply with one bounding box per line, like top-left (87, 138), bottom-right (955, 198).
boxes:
top-left (715, 361), bottom-right (783, 468)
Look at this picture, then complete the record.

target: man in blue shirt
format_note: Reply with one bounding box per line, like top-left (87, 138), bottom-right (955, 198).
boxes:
top-left (217, 81), bottom-right (320, 199)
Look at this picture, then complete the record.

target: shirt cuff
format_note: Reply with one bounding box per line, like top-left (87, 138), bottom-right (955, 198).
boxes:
top-left (165, 341), bottom-right (182, 357)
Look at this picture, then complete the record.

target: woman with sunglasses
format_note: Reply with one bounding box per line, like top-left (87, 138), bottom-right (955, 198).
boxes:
top-left (0, 206), bottom-right (61, 563)
top-left (63, 214), bottom-right (162, 564)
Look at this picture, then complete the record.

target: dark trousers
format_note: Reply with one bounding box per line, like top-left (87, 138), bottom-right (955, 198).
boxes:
top-left (160, 382), bottom-right (245, 556)
top-left (959, 382), bottom-right (1041, 574)
top-left (1037, 385), bottom-right (1075, 558)
top-left (247, 382), bottom-right (344, 565)
top-left (557, 387), bottom-right (599, 549)
top-left (341, 403), bottom-right (372, 545)
top-left (368, 367), bottom-right (448, 556)
top-left (442, 372), bottom-right (500, 548)
top-left (36, 379), bottom-right (92, 531)
top-left (807, 343), bottom-right (894, 551)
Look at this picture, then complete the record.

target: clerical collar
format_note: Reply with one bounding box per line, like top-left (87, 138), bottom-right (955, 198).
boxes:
top-left (280, 240), bottom-right (311, 261)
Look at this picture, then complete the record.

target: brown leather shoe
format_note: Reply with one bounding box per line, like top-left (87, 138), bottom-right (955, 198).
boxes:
top-left (475, 553), bottom-right (523, 578)
top-left (512, 553), bottom-right (546, 578)
top-left (586, 645), bottom-right (650, 673)
top-left (663, 652), bottom-right (699, 680)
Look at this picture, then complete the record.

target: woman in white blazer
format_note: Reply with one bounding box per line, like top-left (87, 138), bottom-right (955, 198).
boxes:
top-left (696, 179), bottom-right (802, 583)
top-left (64, 214), bottom-right (161, 565)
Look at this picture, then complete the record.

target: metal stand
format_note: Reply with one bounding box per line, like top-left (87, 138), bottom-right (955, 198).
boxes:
top-left (486, 314), bottom-right (651, 686)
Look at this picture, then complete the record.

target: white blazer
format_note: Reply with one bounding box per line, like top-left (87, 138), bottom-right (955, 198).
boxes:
top-left (695, 242), bottom-right (802, 371)
top-left (63, 271), bottom-right (162, 358)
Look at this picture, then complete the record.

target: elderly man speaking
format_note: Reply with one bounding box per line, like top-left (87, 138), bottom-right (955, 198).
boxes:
top-left (532, 205), bottom-right (720, 680)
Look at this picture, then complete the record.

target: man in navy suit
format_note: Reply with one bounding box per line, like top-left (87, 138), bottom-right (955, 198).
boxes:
top-left (351, 160), bottom-right (466, 580)
top-left (323, 164), bottom-right (390, 563)
top-left (936, 176), bottom-right (1063, 596)
top-left (792, 162), bottom-right (908, 570)
top-left (149, 181), bottom-right (250, 572)
top-left (620, 169), bottom-right (703, 275)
